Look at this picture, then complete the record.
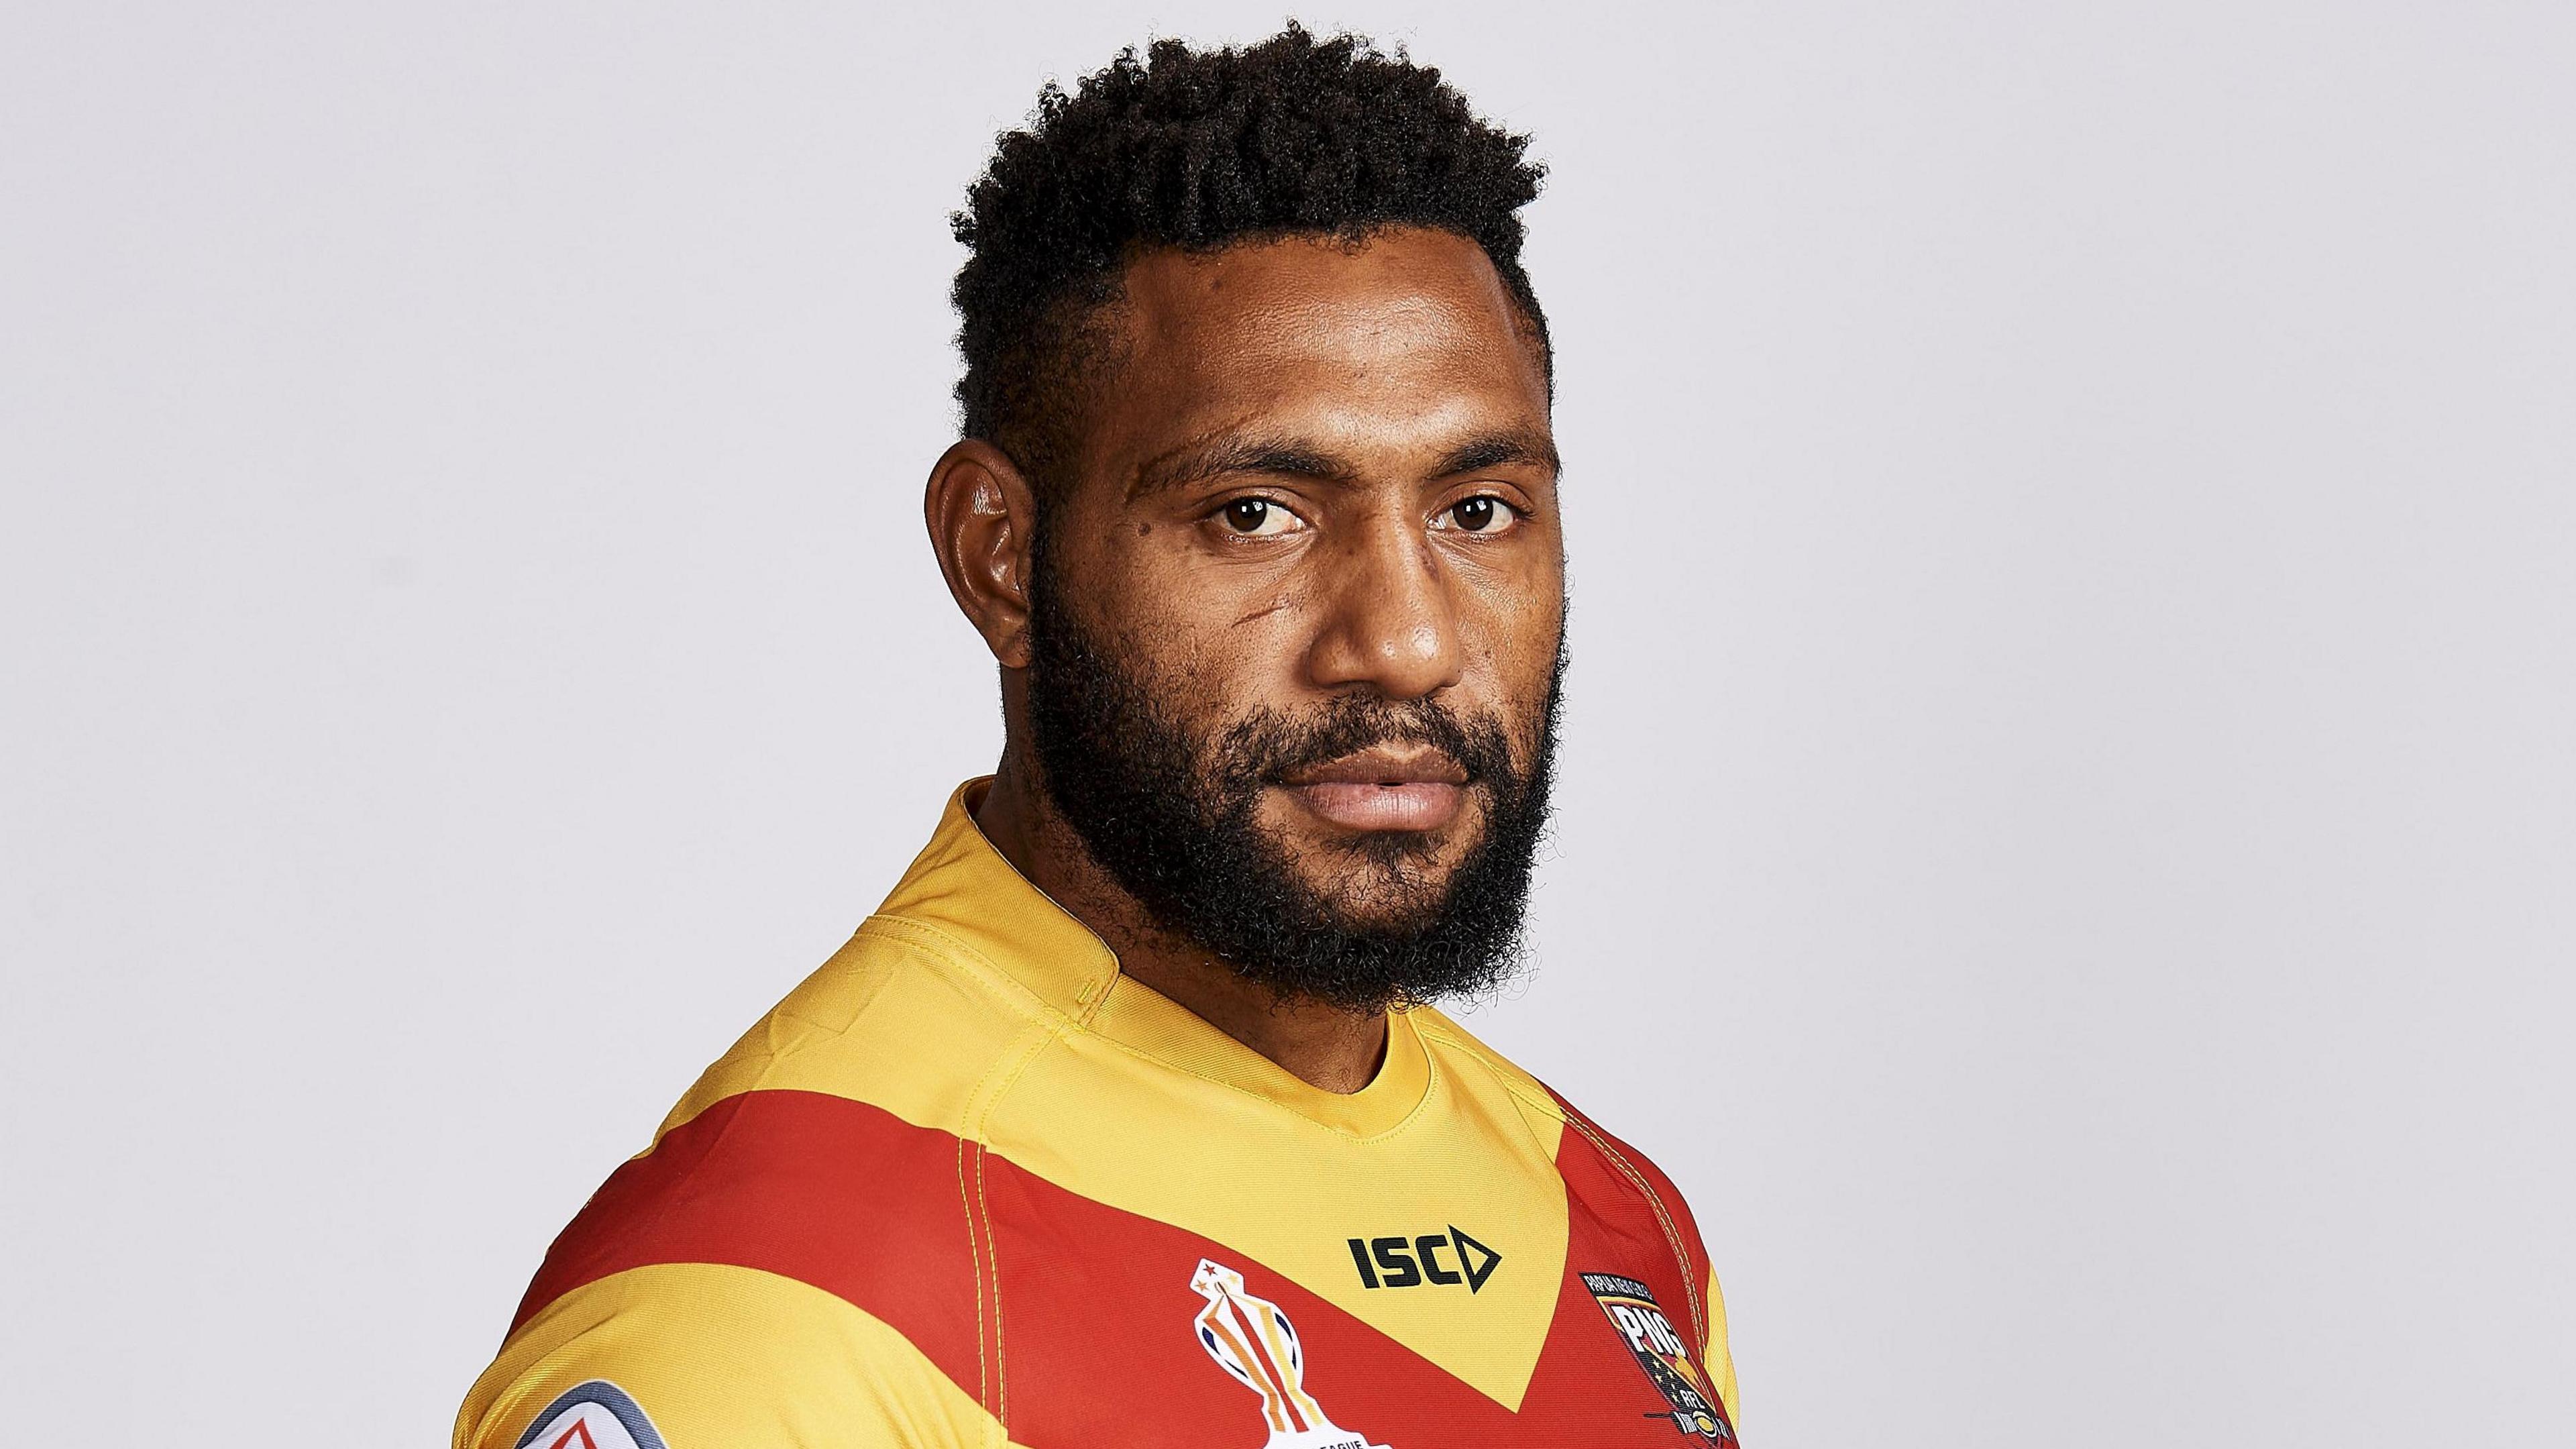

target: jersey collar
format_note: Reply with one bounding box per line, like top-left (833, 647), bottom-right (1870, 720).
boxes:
top-left (875, 779), bottom-right (1433, 1138)
top-left (874, 779), bottom-right (1124, 1020)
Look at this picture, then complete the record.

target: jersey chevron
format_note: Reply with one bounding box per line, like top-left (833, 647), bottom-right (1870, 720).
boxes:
top-left (456, 783), bottom-right (1738, 1449)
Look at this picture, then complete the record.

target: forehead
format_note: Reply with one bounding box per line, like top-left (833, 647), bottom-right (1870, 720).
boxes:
top-left (1081, 227), bottom-right (1550, 478)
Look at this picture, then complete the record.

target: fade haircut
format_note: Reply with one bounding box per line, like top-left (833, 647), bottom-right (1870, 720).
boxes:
top-left (949, 25), bottom-right (1549, 499)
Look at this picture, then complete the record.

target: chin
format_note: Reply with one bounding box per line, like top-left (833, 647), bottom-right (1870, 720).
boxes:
top-left (1287, 849), bottom-right (1470, 923)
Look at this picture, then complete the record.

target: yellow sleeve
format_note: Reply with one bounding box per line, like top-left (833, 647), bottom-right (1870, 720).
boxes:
top-left (454, 1263), bottom-right (1016, 1449)
top-left (1702, 1263), bottom-right (1741, 1428)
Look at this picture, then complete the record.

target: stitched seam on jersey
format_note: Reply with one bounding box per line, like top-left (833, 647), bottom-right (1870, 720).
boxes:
top-left (955, 1136), bottom-right (991, 1413)
top-left (1562, 1112), bottom-right (1709, 1351)
top-left (1410, 1020), bottom-right (1569, 1153)
top-left (859, 916), bottom-right (1102, 1030)
top-left (1072, 1008), bottom-right (1440, 1144)
top-left (1410, 1020), bottom-right (1565, 1122)
top-left (648, 932), bottom-right (1018, 1144)
top-left (974, 1144), bottom-right (1006, 1432)
top-left (962, 1017), bottom-right (1078, 1433)
top-left (863, 915), bottom-right (1430, 1142)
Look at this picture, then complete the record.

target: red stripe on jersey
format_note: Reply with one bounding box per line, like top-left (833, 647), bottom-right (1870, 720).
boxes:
top-left (975, 1118), bottom-right (1717, 1444)
top-left (511, 1087), bottom-right (1721, 1444)
top-left (1547, 1088), bottom-right (1714, 1348)
top-left (510, 1090), bottom-right (985, 1401)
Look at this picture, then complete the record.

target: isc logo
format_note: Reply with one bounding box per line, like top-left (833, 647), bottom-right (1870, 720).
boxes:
top-left (1346, 1226), bottom-right (1502, 1294)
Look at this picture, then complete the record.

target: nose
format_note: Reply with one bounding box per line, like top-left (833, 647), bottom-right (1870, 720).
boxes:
top-left (1303, 513), bottom-right (1464, 700)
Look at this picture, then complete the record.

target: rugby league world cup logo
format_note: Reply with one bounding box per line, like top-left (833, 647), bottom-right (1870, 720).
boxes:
top-left (1191, 1258), bottom-right (1392, 1449)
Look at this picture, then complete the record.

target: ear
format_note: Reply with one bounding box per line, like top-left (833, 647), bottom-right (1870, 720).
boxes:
top-left (924, 439), bottom-right (1042, 669)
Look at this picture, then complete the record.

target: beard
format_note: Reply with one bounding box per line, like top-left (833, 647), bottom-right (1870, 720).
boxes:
top-left (1022, 553), bottom-right (1562, 1014)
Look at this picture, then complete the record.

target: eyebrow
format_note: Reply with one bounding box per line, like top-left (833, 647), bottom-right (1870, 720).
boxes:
top-left (1127, 434), bottom-right (1350, 501)
top-left (1127, 427), bottom-right (1562, 501)
top-left (1432, 430), bottom-right (1561, 480)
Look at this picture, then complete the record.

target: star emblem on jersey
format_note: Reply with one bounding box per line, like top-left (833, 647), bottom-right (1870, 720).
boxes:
top-left (1191, 1258), bottom-right (1393, 1449)
top-left (1583, 1273), bottom-right (1737, 1442)
top-left (509, 1380), bottom-right (667, 1449)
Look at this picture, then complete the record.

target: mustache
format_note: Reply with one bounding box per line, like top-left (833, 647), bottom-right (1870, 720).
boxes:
top-left (1216, 695), bottom-right (1519, 790)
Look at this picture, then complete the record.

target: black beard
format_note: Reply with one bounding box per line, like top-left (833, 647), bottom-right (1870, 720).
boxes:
top-left (1022, 553), bottom-right (1561, 1013)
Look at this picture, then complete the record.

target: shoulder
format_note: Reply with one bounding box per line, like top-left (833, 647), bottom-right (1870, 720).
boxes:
top-left (455, 1262), bottom-right (1006, 1449)
top-left (491, 919), bottom-right (1052, 1433)
top-left (653, 912), bottom-right (1063, 1144)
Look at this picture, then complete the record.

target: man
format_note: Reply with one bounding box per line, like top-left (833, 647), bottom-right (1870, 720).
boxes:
top-left (457, 28), bottom-right (1737, 1449)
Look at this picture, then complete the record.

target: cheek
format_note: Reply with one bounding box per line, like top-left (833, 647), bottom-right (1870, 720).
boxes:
top-left (1117, 545), bottom-right (1317, 675)
top-left (1462, 572), bottom-right (1564, 681)
top-left (1079, 537), bottom-right (1309, 708)
top-left (1472, 592), bottom-right (1564, 763)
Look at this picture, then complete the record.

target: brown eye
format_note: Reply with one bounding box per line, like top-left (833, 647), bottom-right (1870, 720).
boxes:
top-left (1218, 498), bottom-right (1299, 536)
top-left (1443, 496), bottom-right (1516, 533)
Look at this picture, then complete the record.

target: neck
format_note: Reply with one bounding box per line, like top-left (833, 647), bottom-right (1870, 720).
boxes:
top-left (973, 755), bottom-right (1391, 1095)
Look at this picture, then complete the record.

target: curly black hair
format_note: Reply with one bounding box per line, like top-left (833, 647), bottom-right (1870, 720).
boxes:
top-left (950, 25), bottom-right (1548, 496)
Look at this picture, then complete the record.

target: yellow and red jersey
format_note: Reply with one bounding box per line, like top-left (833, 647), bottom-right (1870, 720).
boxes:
top-left (457, 783), bottom-right (1738, 1449)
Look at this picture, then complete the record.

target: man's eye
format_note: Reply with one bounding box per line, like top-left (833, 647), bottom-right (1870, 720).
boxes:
top-left (1440, 496), bottom-right (1518, 533)
top-left (1218, 498), bottom-right (1301, 536)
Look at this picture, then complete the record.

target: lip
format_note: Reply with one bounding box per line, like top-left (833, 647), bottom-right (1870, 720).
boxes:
top-left (1277, 745), bottom-right (1470, 833)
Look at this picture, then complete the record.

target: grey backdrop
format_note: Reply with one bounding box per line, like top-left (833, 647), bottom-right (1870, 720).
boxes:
top-left (4, 3), bottom-right (2570, 1444)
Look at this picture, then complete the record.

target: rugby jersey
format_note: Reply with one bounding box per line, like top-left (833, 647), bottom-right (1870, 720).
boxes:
top-left (456, 781), bottom-right (1739, 1449)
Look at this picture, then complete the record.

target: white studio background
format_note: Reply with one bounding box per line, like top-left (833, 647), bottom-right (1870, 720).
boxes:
top-left (3, 3), bottom-right (2569, 1444)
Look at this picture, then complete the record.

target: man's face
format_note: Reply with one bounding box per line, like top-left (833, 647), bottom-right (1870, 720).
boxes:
top-left (1025, 227), bottom-right (1566, 1010)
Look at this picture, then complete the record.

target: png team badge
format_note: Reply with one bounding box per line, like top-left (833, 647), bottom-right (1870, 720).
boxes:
top-left (1192, 1258), bottom-right (1392, 1449)
top-left (1583, 1273), bottom-right (1737, 1443)
top-left (508, 1379), bottom-right (667, 1449)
